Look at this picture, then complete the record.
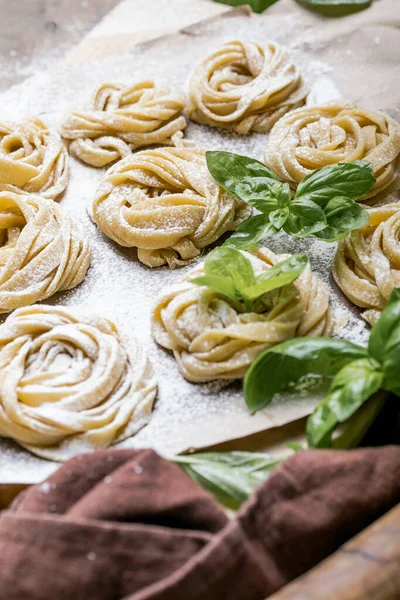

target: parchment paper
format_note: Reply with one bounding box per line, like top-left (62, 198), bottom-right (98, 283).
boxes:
top-left (0, 0), bottom-right (399, 483)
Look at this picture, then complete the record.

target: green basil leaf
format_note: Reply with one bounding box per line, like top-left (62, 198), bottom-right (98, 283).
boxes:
top-left (295, 161), bottom-right (376, 207)
top-left (284, 197), bottom-right (327, 237)
top-left (233, 179), bottom-right (289, 213)
top-left (269, 207), bottom-right (290, 229)
top-left (243, 254), bottom-right (308, 301)
top-left (213, 0), bottom-right (281, 15)
top-left (224, 216), bottom-right (278, 250)
top-left (332, 392), bottom-right (386, 450)
top-left (295, 0), bottom-right (373, 17)
top-left (171, 451), bottom-right (284, 509)
top-left (203, 246), bottom-right (255, 289)
top-left (206, 152), bottom-right (278, 203)
top-left (312, 196), bottom-right (370, 241)
top-left (190, 275), bottom-right (239, 305)
top-left (244, 338), bottom-right (368, 413)
top-left (306, 358), bottom-right (383, 448)
top-left (368, 288), bottom-right (400, 395)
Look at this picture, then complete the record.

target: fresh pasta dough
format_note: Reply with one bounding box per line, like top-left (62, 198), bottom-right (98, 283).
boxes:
top-left (60, 80), bottom-right (187, 167)
top-left (333, 202), bottom-right (400, 325)
top-left (264, 103), bottom-right (400, 200)
top-left (152, 247), bottom-right (334, 382)
top-left (188, 40), bottom-right (307, 134)
top-left (0, 186), bottom-right (90, 313)
top-left (0, 117), bottom-right (69, 200)
top-left (0, 304), bottom-right (157, 461)
top-left (91, 147), bottom-right (249, 268)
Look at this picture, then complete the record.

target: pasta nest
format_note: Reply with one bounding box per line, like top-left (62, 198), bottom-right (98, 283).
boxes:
top-left (0, 117), bottom-right (69, 201)
top-left (264, 103), bottom-right (400, 201)
top-left (188, 40), bottom-right (307, 134)
top-left (92, 147), bottom-right (249, 268)
top-left (152, 248), bottom-right (334, 382)
top-left (333, 202), bottom-right (400, 325)
top-left (0, 187), bottom-right (90, 313)
top-left (60, 80), bottom-right (188, 167)
top-left (0, 304), bottom-right (157, 461)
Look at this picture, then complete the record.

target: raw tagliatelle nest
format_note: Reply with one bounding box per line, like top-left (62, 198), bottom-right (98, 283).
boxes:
top-left (333, 201), bottom-right (400, 326)
top-left (0, 304), bottom-right (157, 461)
top-left (60, 80), bottom-right (188, 167)
top-left (91, 147), bottom-right (250, 268)
top-left (0, 117), bottom-right (69, 201)
top-left (264, 102), bottom-right (400, 201)
top-left (188, 40), bottom-right (307, 134)
top-left (0, 186), bottom-right (90, 313)
top-left (152, 247), bottom-right (335, 382)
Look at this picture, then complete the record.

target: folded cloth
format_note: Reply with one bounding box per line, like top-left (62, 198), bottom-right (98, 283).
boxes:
top-left (0, 447), bottom-right (399, 600)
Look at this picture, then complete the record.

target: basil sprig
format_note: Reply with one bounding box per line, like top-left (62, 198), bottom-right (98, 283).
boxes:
top-left (191, 247), bottom-right (308, 313)
top-left (171, 451), bottom-right (284, 509)
top-left (206, 151), bottom-right (375, 249)
top-left (244, 288), bottom-right (400, 448)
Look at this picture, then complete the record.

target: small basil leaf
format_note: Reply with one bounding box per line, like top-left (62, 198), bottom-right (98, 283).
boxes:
top-left (332, 393), bottom-right (386, 450)
top-left (206, 152), bottom-right (278, 204)
top-left (171, 450), bottom-right (284, 509)
top-left (296, 161), bottom-right (376, 206)
top-left (269, 207), bottom-right (289, 229)
top-left (243, 254), bottom-right (308, 301)
top-left (244, 338), bottom-right (368, 413)
top-left (224, 216), bottom-right (278, 250)
top-left (368, 288), bottom-right (400, 394)
top-left (295, 0), bottom-right (373, 17)
top-left (213, 0), bottom-right (280, 14)
top-left (312, 196), bottom-right (370, 241)
top-left (306, 358), bottom-right (383, 448)
top-left (233, 179), bottom-right (283, 213)
top-left (203, 246), bottom-right (255, 290)
top-left (284, 197), bottom-right (327, 237)
top-left (190, 275), bottom-right (239, 305)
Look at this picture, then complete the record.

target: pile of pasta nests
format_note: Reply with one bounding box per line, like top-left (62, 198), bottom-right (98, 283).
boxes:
top-left (0, 39), bottom-right (399, 461)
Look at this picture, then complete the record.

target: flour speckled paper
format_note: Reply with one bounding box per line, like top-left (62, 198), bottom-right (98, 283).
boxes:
top-left (0, 0), bottom-right (399, 483)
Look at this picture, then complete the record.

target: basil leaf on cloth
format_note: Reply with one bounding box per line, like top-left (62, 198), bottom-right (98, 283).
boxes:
top-left (312, 196), bottom-right (370, 241)
top-left (295, 0), bottom-right (373, 17)
top-left (296, 161), bottom-right (376, 206)
top-left (306, 358), bottom-right (383, 448)
top-left (244, 338), bottom-right (368, 413)
top-left (172, 450), bottom-right (284, 509)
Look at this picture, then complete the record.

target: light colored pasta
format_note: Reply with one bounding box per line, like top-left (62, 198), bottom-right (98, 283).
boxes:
top-left (60, 80), bottom-right (187, 167)
top-left (152, 247), bottom-right (334, 382)
top-left (0, 187), bottom-right (90, 313)
top-left (0, 117), bottom-right (69, 200)
top-left (0, 304), bottom-right (157, 461)
top-left (92, 147), bottom-right (249, 268)
top-left (264, 103), bottom-right (400, 201)
top-left (333, 203), bottom-right (400, 325)
top-left (188, 40), bottom-right (307, 134)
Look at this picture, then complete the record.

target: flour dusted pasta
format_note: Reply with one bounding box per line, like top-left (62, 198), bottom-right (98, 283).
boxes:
top-left (188, 40), bottom-right (307, 134)
top-left (152, 248), bottom-right (334, 382)
top-left (0, 187), bottom-right (90, 313)
top-left (92, 147), bottom-right (249, 268)
top-left (333, 203), bottom-right (400, 325)
top-left (0, 118), bottom-right (68, 200)
top-left (264, 103), bottom-right (400, 201)
top-left (0, 304), bottom-right (157, 461)
top-left (61, 80), bottom-right (187, 167)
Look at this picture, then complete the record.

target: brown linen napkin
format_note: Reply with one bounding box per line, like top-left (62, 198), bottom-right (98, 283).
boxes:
top-left (0, 446), bottom-right (399, 600)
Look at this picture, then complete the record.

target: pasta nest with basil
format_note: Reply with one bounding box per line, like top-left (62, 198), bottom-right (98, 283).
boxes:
top-left (92, 147), bottom-right (249, 268)
top-left (0, 187), bottom-right (90, 313)
top-left (60, 80), bottom-right (187, 167)
top-left (152, 248), bottom-right (334, 382)
top-left (188, 40), bottom-right (307, 134)
top-left (264, 103), bottom-right (400, 201)
top-left (0, 304), bottom-right (157, 461)
top-left (333, 202), bottom-right (400, 326)
top-left (0, 117), bottom-right (69, 200)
